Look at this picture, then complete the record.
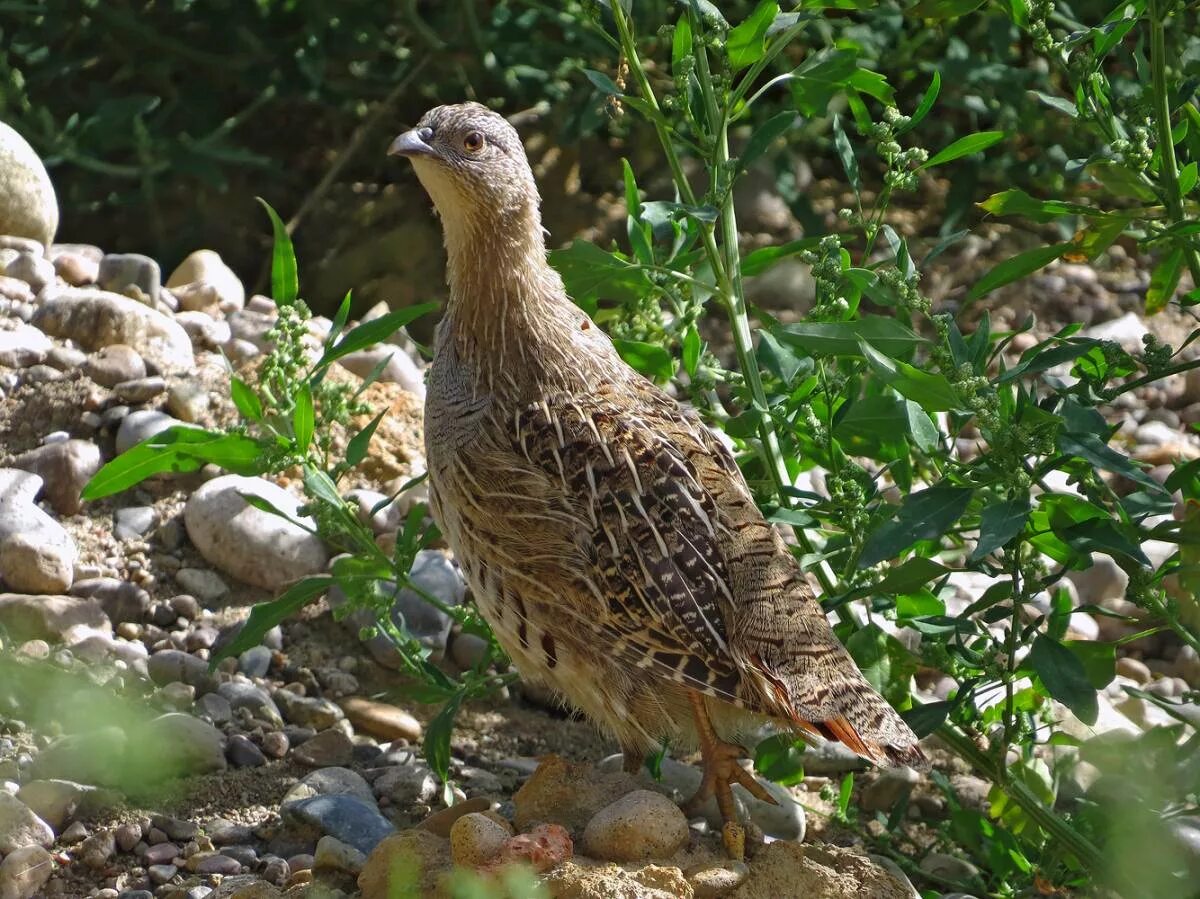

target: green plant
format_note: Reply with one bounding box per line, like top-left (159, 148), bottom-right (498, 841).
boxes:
top-left (551, 1), bottom-right (1198, 894)
top-left (82, 201), bottom-right (515, 798)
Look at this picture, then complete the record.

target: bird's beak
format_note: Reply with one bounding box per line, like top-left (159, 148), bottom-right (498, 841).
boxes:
top-left (389, 129), bottom-right (436, 158)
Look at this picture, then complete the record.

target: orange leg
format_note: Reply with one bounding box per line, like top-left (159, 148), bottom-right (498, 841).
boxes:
top-left (683, 690), bottom-right (777, 860)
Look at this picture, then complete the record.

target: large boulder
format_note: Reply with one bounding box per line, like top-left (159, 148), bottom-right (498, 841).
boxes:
top-left (0, 122), bottom-right (58, 247)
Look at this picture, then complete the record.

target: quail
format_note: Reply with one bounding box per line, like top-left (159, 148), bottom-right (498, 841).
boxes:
top-left (390, 102), bottom-right (925, 859)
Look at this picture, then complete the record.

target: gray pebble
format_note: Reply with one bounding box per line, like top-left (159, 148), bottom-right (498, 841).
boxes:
top-left (226, 734), bottom-right (267, 768)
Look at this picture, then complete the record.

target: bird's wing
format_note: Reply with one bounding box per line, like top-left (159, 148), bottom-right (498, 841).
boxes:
top-left (511, 382), bottom-right (746, 702)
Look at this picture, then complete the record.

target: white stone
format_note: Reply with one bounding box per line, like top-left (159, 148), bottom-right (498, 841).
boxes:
top-left (1082, 312), bottom-right (1149, 352)
top-left (581, 789), bottom-right (689, 862)
top-left (0, 792), bottom-right (54, 855)
top-left (0, 470), bottom-right (76, 594)
top-left (175, 310), bottom-right (231, 348)
top-left (4, 252), bottom-right (55, 293)
top-left (0, 844), bottom-right (54, 899)
top-left (34, 287), bottom-right (194, 373)
top-left (0, 321), bottom-right (51, 368)
top-left (184, 475), bottom-right (329, 591)
top-left (337, 346), bottom-right (425, 398)
top-left (167, 250), bottom-right (245, 313)
top-left (0, 122), bottom-right (58, 247)
top-left (115, 410), bottom-right (193, 454)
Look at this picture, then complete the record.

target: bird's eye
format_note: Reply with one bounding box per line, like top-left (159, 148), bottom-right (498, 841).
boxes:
top-left (463, 131), bottom-right (485, 153)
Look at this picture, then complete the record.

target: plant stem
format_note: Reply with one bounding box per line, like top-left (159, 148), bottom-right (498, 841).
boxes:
top-left (1148, 0), bottom-right (1200, 289)
top-left (610, 1), bottom-right (837, 594)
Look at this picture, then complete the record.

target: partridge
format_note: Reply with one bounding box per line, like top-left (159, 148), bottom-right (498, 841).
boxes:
top-left (390, 102), bottom-right (925, 858)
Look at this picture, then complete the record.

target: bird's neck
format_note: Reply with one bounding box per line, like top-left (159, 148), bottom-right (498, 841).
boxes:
top-left (440, 207), bottom-right (575, 381)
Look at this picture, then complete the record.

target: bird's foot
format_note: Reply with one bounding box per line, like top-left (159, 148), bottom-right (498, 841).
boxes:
top-left (683, 694), bottom-right (777, 861)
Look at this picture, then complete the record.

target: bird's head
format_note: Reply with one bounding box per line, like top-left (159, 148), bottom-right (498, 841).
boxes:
top-left (389, 102), bottom-right (539, 242)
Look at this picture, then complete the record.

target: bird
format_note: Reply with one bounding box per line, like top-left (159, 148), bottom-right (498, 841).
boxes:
top-left (389, 102), bottom-right (925, 859)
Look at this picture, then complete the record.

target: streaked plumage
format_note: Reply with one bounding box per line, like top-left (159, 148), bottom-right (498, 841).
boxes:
top-left (391, 102), bottom-right (925, 855)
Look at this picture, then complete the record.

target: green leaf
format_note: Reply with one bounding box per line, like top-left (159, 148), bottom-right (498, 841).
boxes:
top-left (293, 384), bottom-right (314, 451)
top-left (905, 401), bottom-right (939, 452)
top-left (833, 395), bottom-right (909, 459)
top-left (754, 733), bottom-right (806, 786)
top-left (740, 111), bottom-right (796, 172)
top-left (978, 188), bottom-right (1102, 222)
top-left (859, 484), bottom-right (973, 567)
top-left (900, 71), bottom-right (940, 134)
top-left (1147, 247), bottom-right (1184, 314)
top-left (682, 326), bottom-right (702, 378)
top-left (1028, 634), bottom-right (1098, 725)
top-left (315, 304), bottom-right (437, 371)
top-left (345, 411), bottom-right (387, 468)
top-left (613, 338), bottom-right (674, 382)
top-left (1087, 161), bottom-right (1157, 202)
top-left (741, 237), bottom-right (822, 276)
top-left (672, 14), bottom-right (693, 83)
top-left (757, 329), bottom-right (805, 385)
top-left (776, 315), bottom-right (925, 357)
top-left (1058, 431), bottom-right (1166, 497)
top-left (82, 428), bottom-right (265, 500)
top-left (922, 131), bottom-right (1004, 169)
top-left (230, 377), bottom-right (263, 423)
top-left (1179, 161), bottom-right (1198, 196)
top-left (967, 242), bottom-right (1072, 302)
top-left (901, 700), bottom-right (952, 737)
top-left (424, 692), bottom-right (464, 782)
top-left (831, 113), bottom-right (859, 196)
top-left (550, 239), bottom-right (655, 305)
top-left (858, 340), bottom-right (962, 411)
top-left (911, 0), bottom-right (986, 17)
top-left (584, 69), bottom-right (621, 96)
top-left (845, 624), bottom-right (915, 707)
top-left (726, 0), bottom-right (779, 71)
top-left (971, 498), bottom-right (1031, 561)
top-left (257, 198), bottom-right (298, 307)
top-left (1055, 518), bottom-right (1151, 566)
top-left (875, 557), bottom-right (948, 594)
top-left (896, 589), bottom-right (945, 618)
top-left (210, 576), bottom-right (333, 667)
top-left (1066, 640), bottom-right (1115, 690)
top-left (303, 465), bottom-right (345, 509)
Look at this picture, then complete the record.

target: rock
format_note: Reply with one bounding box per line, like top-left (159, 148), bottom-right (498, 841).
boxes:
top-left (113, 375), bottom-right (167, 403)
top-left (167, 381), bottom-right (211, 422)
top-left (34, 288), bottom-right (194, 373)
top-left (15, 779), bottom-right (88, 832)
top-left (208, 875), bottom-right (282, 898)
top-left (337, 696), bottom-right (422, 742)
top-left (84, 344), bottom-right (147, 387)
top-left (0, 121), bottom-right (58, 246)
top-left (1115, 657), bottom-right (1152, 684)
top-left (51, 248), bottom-right (99, 286)
top-left (860, 766), bottom-right (921, 812)
top-left (358, 829), bottom-right (449, 899)
top-left (184, 475), bottom-right (329, 592)
top-left (114, 505), bottom-right (157, 540)
top-left (283, 794), bottom-right (396, 856)
top-left (581, 790), bottom-right (689, 862)
top-left (0, 792), bottom-right (54, 854)
top-left (227, 734), bottom-right (267, 768)
top-left (688, 863), bottom-right (749, 898)
top-left (448, 811), bottom-right (512, 867)
top-left (332, 550), bottom-right (465, 666)
top-left (417, 797), bottom-right (494, 838)
top-left (283, 767), bottom-right (375, 807)
top-left (68, 577), bottom-right (150, 626)
top-left (919, 852), bottom-right (980, 883)
top-left (1082, 312), bottom-right (1149, 352)
top-left (337, 346), bottom-right (424, 398)
top-left (543, 861), bottom-right (689, 898)
top-left (0, 274), bottom-right (34, 306)
top-left (167, 251), bottom-right (245, 313)
top-left (217, 681), bottom-right (282, 726)
top-left (373, 764), bottom-right (440, 806)
top-left (793, 740), bottom-right (869, 776)
top-left (729, 842), bottom-right (913, 899)
top-left (115, 409), bottom-right (194, 454)
top-left (28, 727), bottom-right (127, 786)
top-left (98, 253), bottom-right (160, 305)
top-left (149, 648), bottom-right (217, 692)
top-left (175, 568), bottom-right (228, 603)
top-left (514, 755), bottom-right (645, 835)
top-left (195, 854), bottom-right (242, 876)
top-left (0, 321), bottom-right (51, 368)
top-left (78, 828), bottom-right (116, 869)
top-left (8, 440), bottom-right (101, 515)
top-left (238, 644), bottom-right (272, 677)
top-left (0, 470), bottom-right (78, 593)
top-left (5, 252), bottom-right (55, 293)
top-left (175, 310), bottom-right (231, 349)
top-left (274, 690), bottom-right (344, 730)
top-left (599, 753), bottom-right (804, 842)
top-left (137, 714), bottom-right (227, 778)
top-left (44, 346), bottom-right (85, 370)
top-left (0, 594), bottom-right (109, 644)
top-left (0, 844), bottom-right (54, 899)
top-left (194, 692), bottom-right (233, 725)
top-left (291, 729), bottom-right (353, 768)
top-left (142, 842), bottom-right (180, 865)
top-left (313, 834), bottom-right (367, 875)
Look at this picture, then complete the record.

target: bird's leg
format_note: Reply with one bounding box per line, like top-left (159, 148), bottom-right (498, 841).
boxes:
top-left (682, 690), bottom-right (777, 860)
top-left (620, 746), bottom-right (643, 775)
